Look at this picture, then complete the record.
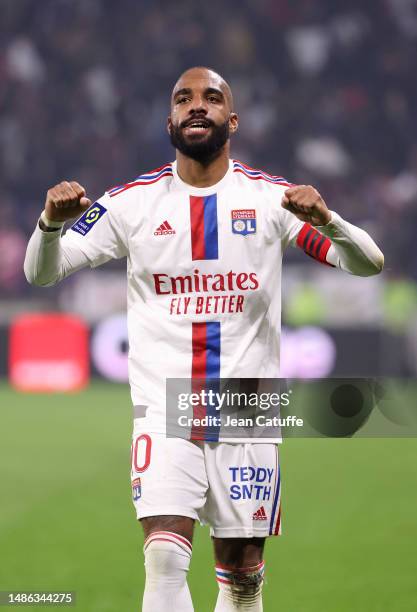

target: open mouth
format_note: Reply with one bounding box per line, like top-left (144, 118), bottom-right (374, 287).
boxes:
top-left (182, 119), bottom-right (212, 135)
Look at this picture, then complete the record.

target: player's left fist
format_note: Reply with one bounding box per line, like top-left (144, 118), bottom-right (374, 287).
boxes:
top-left (282, 185), bottom-right (331, 226)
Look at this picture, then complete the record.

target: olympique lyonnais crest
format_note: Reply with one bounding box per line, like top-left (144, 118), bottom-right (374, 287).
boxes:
top-left (132, 477), bottom-right (141, 501)
top-left (231, 209), bottom-right (257, 235)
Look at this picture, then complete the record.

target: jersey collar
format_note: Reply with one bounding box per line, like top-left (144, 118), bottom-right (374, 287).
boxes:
top-left (171, 159), bottom-right (233, 195)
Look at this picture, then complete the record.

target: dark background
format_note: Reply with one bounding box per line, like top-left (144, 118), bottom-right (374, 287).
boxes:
top-left (1, 0), bottom-right (417, 377)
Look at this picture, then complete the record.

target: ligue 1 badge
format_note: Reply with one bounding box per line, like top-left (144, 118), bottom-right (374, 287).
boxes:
top-left (71, 202), bottom-right (107, 236)
top-left (132, 477), bottom-right (142, 501)
top-left (231, 209), bottom-right (256, 236)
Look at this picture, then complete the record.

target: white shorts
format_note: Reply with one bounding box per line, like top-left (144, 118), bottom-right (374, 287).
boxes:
top-left (130, 430), bottom-right (281, 538)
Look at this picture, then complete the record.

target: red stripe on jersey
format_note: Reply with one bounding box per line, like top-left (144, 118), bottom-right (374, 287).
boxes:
top-left (190, 196), bottom-right (205, 260)
top-left (145, 163), bottom-right (173, 175)
top-left (233, 168), bottom-right (293, 187)
top-left (106, 163), bottom-right (172, 192)
top-left (109, 172), bottom-right (172, 197)
top-left (137, 162), bottom-right (172, 176)
top-left (191, 322), bottom-right (207, 440)
top-left (192, 322), bottom-right (207, 379)
top-left (234, 160), bottom-right (289, 182)
top-left (107, 164), bottom-right (172, 193)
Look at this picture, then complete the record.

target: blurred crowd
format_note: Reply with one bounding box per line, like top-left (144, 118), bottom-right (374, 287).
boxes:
top-left (1, 0), bottom-right (417, 295)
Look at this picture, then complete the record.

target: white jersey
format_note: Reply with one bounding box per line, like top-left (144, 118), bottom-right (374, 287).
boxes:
top-left (29, 158), bottom-right (382, 442)
top-left (62, 159), bottom-right (304, 442)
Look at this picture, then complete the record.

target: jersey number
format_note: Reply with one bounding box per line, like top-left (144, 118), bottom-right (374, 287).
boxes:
top-left (132, 434), bottom-right (152, 472)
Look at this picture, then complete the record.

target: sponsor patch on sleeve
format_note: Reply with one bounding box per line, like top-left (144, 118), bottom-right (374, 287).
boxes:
top-left (71, 203), bottom-right (107, 236)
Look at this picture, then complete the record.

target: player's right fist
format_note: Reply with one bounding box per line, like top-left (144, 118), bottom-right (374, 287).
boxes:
top-left (44, 181), bottom-right (92, 222)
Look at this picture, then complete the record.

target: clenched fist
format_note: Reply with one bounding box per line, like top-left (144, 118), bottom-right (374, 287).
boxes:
top-left (44, 181), bottom-right (92, 222)
top-left (282, 185), bottom-right (331, 226)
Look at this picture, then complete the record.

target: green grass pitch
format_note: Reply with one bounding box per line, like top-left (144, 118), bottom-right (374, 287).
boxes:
top-left (0, 381), bottom-right (416, 611)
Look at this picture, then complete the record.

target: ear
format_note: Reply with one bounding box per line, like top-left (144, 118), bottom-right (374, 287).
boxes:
top-left (167, 116), bottom-right (172, 135)
top-left (229, 112), bottom-right (239, 135)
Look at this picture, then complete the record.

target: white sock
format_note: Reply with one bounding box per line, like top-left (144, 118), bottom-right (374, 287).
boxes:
top-left (142, 531), bottom-right (193, 612)
top-left (214, 561), bottom-right (264, 611)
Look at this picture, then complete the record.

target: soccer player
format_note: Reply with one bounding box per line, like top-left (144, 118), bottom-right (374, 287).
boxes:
top-left (24, 67), bottom-right (384, 611)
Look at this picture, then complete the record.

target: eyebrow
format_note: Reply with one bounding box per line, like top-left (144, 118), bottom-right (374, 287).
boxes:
top-left (173, 87), bottom-right (225, 100)
top-left (173, 88), bottom-right (192, 99)
top-left (206, 87), bottom-right (224, 99)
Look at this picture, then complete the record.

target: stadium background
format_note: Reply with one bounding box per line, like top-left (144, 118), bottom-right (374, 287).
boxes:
top-left (1, 1), bottom-right (416, 610)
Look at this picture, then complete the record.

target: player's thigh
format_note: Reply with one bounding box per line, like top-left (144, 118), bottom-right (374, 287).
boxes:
top-left (212, 536), bottom-right (265, 567)
top-left (130, 432), bottom-right (208, 532)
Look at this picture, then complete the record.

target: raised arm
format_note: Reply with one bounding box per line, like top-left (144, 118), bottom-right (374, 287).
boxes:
top-left (24, 181), bottom-right (93, 286)
top-left (282, 185), bottom-right (384, 276)
top-left (24, 181), bottom-right (127, 286)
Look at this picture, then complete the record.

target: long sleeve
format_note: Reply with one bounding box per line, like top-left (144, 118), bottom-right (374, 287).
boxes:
top-left (317, 211), bottom-right (384, 276)
top-left (24, 221), bottom-right (91, 286)
top-left (24, 195), bottom-right (128, 287)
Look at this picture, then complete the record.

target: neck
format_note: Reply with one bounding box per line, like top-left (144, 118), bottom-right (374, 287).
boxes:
top-left (175, 146), bottom-right (230, 187)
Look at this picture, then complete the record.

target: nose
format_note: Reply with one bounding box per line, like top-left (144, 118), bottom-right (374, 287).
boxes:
top-left (189, 94), bottom-right (208, 115)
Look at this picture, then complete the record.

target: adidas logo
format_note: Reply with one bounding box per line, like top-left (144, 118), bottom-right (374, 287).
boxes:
top-left (252, 506), bottom-right (267, 521)
top-left (154, 220), bottom-right (176, 236)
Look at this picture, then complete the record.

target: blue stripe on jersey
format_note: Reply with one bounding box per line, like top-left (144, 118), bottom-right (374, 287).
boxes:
top-left (206, 322), bottom-right (220, 379)
top-left (203, 194), bottom-right (218, 259)
top-left (205, 321), bottom-right (221, 442)
top-left (269, 460), bottom-right (280, 535)
top-left (233, 162), bottom-right (287, 183)
top-left (133, 166), bottom-right (173, 181)
top-left (108, 166), bottom-right (172, 194)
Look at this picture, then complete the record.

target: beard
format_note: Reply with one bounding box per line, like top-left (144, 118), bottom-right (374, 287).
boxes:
top-left (169, 118), bottom-right (230, 163)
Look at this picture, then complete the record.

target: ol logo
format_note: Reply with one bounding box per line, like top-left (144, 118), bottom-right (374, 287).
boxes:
top-left (231, 209), bottom-right (257, 235)
top-left (132, 477), bottom-right (141, 501)
top-left (71, 202), bottom-right (107, 236)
